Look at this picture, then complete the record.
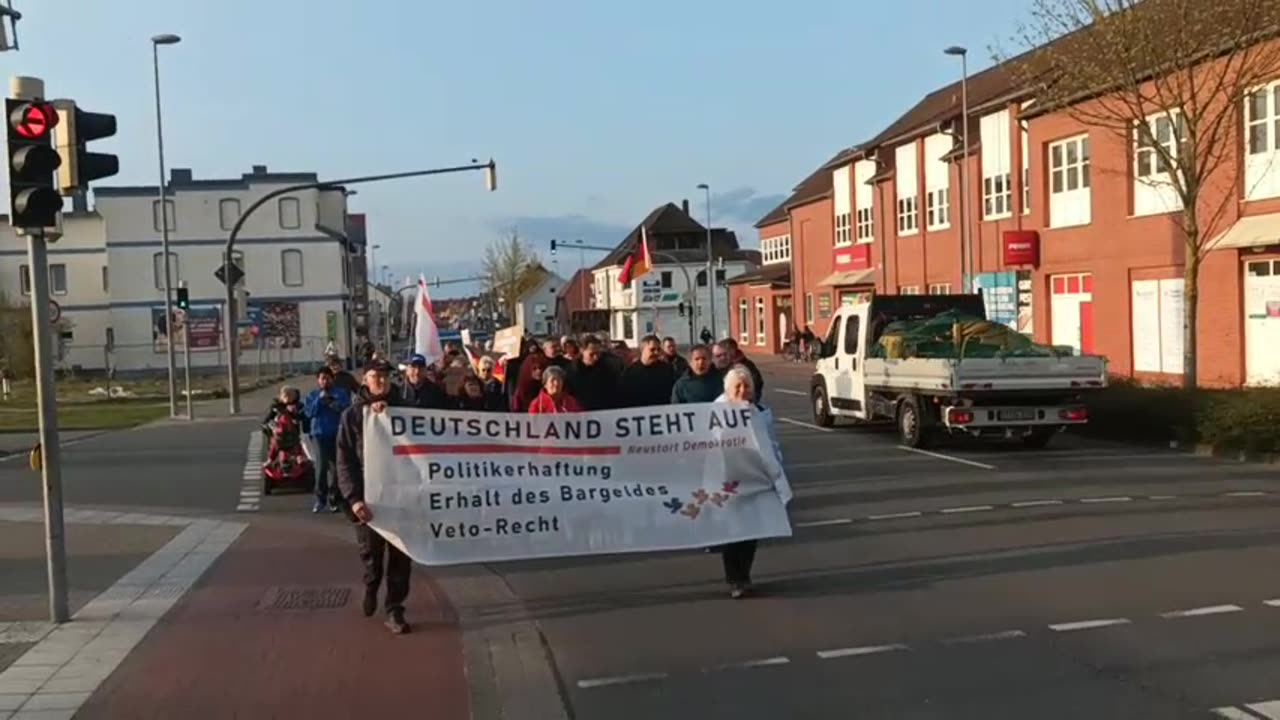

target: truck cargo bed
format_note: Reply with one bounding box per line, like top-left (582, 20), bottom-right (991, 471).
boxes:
top-left (864, 355), bottom-right (1107, 393)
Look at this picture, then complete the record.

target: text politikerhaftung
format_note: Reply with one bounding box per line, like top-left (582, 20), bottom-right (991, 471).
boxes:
top-left (363, 403), bottom-right (793, 566)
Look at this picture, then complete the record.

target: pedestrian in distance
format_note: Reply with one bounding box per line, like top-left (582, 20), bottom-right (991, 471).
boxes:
top-left (714, 365), bottom-right (775, 599)
top-left (670, 345), bottom-right (722, 404)
top-left (325, 354), bottom-right (361, 395)
top-left (619, 335), bottom-right (677, 408)
top-left (661, 336), bottom-right (690, 378)
top-left (303, 367), bottom-right (351, 513)
top-left (700, 326), bottom-right (713, 345)
top-left (337, 358), bottom-right (413, 635)
top-left (528, 365), bottom-right (583, 413)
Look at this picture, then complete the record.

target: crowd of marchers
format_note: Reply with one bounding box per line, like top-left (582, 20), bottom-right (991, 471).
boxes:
top-left (259, 333), bottom-right (776, 636)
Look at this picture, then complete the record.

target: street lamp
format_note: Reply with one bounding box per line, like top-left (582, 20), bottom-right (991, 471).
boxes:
top-left (151, 32), bottom-right (181, 419)
top-left (944, 45), bottom-right (971, 292)
top-left (696, 183), bottom-right (715, 340)
top-left (370, 243), bottom-right (381, 284)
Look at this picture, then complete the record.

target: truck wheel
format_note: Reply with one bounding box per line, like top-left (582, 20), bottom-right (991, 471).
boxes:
top-left (898, 400), bottom-right (928, 448)
top-left (1022, 428), bottom-right (1056, 449)
top-left (812, 386), bottom-right (834, 428)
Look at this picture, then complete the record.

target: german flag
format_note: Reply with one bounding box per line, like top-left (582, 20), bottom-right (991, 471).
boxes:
top-left (618, 225), bottom-right (653, 285)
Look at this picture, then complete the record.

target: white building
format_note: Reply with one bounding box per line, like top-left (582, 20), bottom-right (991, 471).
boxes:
top-left (513, 264), bottom-right (565, 337)
top-left (0, 165), bottom-right (368, 374)
top-left (591, 201), bottom-right (757, 345)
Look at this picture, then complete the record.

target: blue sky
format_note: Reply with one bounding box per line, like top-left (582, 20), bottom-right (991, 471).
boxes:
top-left (6, 0), bottom-right (1032, 296)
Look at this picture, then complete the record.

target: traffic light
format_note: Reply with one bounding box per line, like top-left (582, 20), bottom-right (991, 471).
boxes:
top-left (5, 98), bottom-right (63, 228)
top-left (550, 239), bottom-right (557, 256)
top-left (678, 302), bottom-right (686, 317)
top-left (484, 159), bottom-right (497, 192)
top-left (175, 286), bottom-right (189, 310)
top-left (54, 102), bottom-right (118, 194)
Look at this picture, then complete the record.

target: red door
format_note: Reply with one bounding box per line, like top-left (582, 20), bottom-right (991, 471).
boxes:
top-left (1079, 301), bottom-right (1094, 354)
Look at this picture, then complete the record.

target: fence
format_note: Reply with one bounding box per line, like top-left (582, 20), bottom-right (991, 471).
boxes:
top-left (56, 335), bottom-right (337, 380)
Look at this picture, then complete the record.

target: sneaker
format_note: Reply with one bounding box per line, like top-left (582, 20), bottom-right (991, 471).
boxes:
top-left (386, 609), bottom-right (410, 635)
top-left (361, 586), bottom-right (377, 617)
top-left (328, 503), bottom-right (341, 514)
top-left (312, 501), bottom-right (326, 514)
top-left (730, 585), bottom-right (745, 600)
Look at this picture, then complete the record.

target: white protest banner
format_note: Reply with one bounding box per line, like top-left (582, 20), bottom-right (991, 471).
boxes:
top-left (363, 404), bottom-right (792, 566)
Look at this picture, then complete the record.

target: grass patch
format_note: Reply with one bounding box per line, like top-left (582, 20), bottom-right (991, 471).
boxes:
top-left (1085, 379), bottom-right (1280, 453)
top-left (0, 403), bottom-right (171, 432)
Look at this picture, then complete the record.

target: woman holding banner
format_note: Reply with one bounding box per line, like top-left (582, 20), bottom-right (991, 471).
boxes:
top-left (714, 365), bottom-right (781, 599)
top-left (527, 366), bottom-right (583, 414)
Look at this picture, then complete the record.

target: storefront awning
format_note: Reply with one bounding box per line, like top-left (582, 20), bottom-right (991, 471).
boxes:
top-left (817, 269), bottom-right (876, 287)
top-left (1210, 213), bottom-right (1280, 250)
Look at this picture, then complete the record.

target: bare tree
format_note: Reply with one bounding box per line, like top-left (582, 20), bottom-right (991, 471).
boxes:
top-left (1002, 0), bottom-right (1280, 387)
top-left (481, 229), bottom-right (542, 320)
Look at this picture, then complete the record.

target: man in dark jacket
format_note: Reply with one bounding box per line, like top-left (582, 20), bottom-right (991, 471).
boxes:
top-left (620, 335), bottom-right (676, 408)
top-left (715, 338), bottom-right (764, 398)
top-left (395, 354), bottom-right (448, 409)
top-left (326, 355), bottom-right (360, 395)
top-left (661, 336), bottom-right (690, 378)
top-left (337, 359), bottom-right (414, 635)
top-left (568, 336), bottom-right (621, 410)
top-left (670, 345), bottom-right (722, 404)
top-left (542, 338), bottom-right (571, 372)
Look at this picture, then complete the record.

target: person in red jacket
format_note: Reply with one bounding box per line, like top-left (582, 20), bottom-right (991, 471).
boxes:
top-left (528, 366), bottom-right (583, 414)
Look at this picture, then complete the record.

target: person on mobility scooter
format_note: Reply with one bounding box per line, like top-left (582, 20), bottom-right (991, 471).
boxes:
top-left (261, 385), bottom-right (314, 495)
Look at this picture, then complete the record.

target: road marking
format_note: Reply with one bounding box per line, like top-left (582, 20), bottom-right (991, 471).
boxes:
top-left (1010, 500), bottom-right (1064, 508)
top-left (1224, 491), bottom-right (1267, 497)
top-left (940, 505), bottom-right (994, 514)
top-left (1212, 707), bottom-right (1273, 719)
top-left (1148, 495), bottom-right (1179, 500)
top-left (1214, 701), bottom-right (1280, 719)
top-left (866, 511), bottom-right (922, 521)
top-left (794, 518), bottom-right (853, 528)
top-left (1079, 496), bottom-right (1132, 504)
top-left (1264, 599), bottom-right (1280, 607)
top-left (1048, 618), bottom-right (1131, 632)
top-left (895, 446), bottom-right (997, 470)
top-left (706, 656), bottom-right (790, 671)
top-left (577, 673), bottom-right (668, 689)
top-left (777, 417), bottom-right (835, 433)
top-left (237, 431), bottom-right (263, 512)
top-left (941, 629), bottom-right (1027, 645)
top-left (774, 389), bottom-right (807, 397)
top-left (817, 644), bottom-right (909, 660)
top-left (1159, 604), bottom-right (1244, 619)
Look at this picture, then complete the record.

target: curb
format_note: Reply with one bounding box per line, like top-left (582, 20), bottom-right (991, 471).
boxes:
top-left (1178, 441), bottom-right (1280, 466)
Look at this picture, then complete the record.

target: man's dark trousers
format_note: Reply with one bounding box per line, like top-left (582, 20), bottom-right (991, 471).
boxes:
top-left (313, 436), bottom-right (339, 505)
top-left (357, 524), bottom-right (410, 612)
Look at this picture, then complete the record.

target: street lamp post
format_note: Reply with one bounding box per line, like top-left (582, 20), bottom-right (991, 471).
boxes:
top-left (696, 183), bottom-right (715, 340)
top-left (945, 45), bottom-right (971, 292)
top-left (151, 33), bottom-right (181, 418)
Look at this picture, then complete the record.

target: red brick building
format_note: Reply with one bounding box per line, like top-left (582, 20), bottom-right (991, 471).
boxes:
top-left (730, 35), bottom-right (1280, 388)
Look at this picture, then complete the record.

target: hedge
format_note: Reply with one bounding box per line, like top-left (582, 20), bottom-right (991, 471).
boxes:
top-left (1084, 379), bottom-right (1280, 453)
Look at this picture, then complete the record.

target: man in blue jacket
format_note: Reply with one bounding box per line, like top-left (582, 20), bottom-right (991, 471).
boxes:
top-left (304, 366), bottom-right (352, 513)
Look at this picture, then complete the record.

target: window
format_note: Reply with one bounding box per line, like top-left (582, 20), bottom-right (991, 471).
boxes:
top-left (854, 160), bottom-right (876, 242)
top-left (924, 133), bottom-right (951, 231)
top-left (842, 315), bottom-right (860, 355)
top-left (48, 264), bottom-right (67, 295)
top-left (761, 235), bottom-right (791, 264)
top-left (20, 265), bottom-right (67, 295)
top-left (805, 293), bottom-right (814, 323)
top-left (833, 165), bottom-right (853, 247)
top-left (153, 252), bottom-right (180, 290)
top-left (219, 198), bottom-right (241, 231)
top-left (1130, 278), bottom-right (1184, 375)
top-left (660, 271), bottom-right (673, 289)
top-left (1136, 112), bottom-right (1186, 179)
top-left (152, 199), bottom-right (175, 232)
top-left (715, 269), bottom-right (726, 285)
top-left (738, 299), bottom-right (749, 342)
top-left (278, 197), bottom-right (301, 229)
top-left (980, 110), bottom-right (1013, 220)
top-left (899, 285), bottom-right (921, 295)
top-left (929, 283), bottom-right (952, 295)
top-left (895, 143), bottom-right (919, 235)
top-left (817, 293), bottom-right (832, 318)
top-left (755, 297), bottom-right (766, 345)
top-left (101, 266), bottom-right (109, 293)
top-left (281, 249), bottom-right (304, 287)
top-left (1049, 134), bottom-right (1092, 227)
top-left (1246, 85), bottom-right (1279, 156)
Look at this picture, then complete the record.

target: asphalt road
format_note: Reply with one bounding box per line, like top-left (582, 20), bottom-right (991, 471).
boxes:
top-left (474, 362), bottom-right (1280, 719)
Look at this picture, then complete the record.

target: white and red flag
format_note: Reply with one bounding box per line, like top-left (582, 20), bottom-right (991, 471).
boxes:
top-left (414, 274), bottom-right (443, 365)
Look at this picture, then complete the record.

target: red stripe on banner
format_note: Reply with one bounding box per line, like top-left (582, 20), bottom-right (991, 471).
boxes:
top-left (393, 444), bottom-right (622, 456)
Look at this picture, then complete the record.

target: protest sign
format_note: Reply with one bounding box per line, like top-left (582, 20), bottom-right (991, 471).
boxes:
top-left (363, 404), bottom-right (792, 566)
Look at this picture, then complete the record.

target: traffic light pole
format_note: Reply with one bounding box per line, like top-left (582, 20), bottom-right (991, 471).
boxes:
top-left (222, 160), bottom-right (496, 414)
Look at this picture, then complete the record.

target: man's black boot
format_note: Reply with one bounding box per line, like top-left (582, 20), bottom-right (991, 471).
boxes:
top-left (361, 586), bottom-right (377, 617)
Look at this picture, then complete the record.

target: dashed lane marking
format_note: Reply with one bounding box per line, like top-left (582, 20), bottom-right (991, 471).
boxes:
top-left (794, 518), bottom-right (854, 528)
top-left (1010, 500), bottom-right (1064, 508)
top-left (866, 511), bottom-right (923, 521)
top-left (777, 417), bottom-right (834, 433)
top-left (940, 505), bottom-right (995, 514)
top-left (817, 644), bottom-right (909, 660)
top-left (577, 673), bottom-right (668, 689)
top-left (895, 446), bottom-right (998, 470)
top-left (1226, 491), bottom-right (1268, 497)
top-left (237, 430), bottom-right (263, 512)
top-left (1264, 599), bottom-right (1280, 607)
top-left (1159, 604), bottom-right (1245, 619)
top-left (1079, 496), bottom-right (1133, 504)
top-left (941, 629), bottom-right (1027, 644)
top-left (1048, 618), bottom-right (1132, 632)
top-left (773, 389), bottom-right (808, 397)
top-left (707, 656), bottom-right (790, 671)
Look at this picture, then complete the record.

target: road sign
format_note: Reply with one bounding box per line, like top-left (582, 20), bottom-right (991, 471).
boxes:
top-left (48, 299), bottom-right (60, 323)
top-left (214, 262), bottom-right (244, 286)
top-left (13, 103), bottom-right (53, 138)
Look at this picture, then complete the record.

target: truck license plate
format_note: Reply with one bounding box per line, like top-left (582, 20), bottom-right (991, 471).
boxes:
top-left (998, 409), bottom-right (1036, 422)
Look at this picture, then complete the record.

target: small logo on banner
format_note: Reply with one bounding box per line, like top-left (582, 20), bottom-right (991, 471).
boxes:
top-left (662, 480), bottom-right (742, 520)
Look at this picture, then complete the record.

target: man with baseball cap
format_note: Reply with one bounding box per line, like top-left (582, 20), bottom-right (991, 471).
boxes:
top-left (394, 353), bottom-right (448, 409)
top-left (337, 358), bottom-right (413, 634)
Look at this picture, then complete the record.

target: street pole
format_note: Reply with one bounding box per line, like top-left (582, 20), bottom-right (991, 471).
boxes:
top-left (179, 281), bottom-right (193, 419)
top-left (12, 73), bottom-right (68, 623)
top-left (697, 183), bottom-right (715, 340)
top-left (221, 160), bottom-right (496, 414)
top-left (152, 34), bottom-right (181, 418)
top-left (946, 46), bottom-right (972, 292)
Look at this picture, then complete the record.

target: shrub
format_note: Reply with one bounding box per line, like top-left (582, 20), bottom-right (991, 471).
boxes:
top-left (1085, 378), bottom-right (1280, 453)
top-left (1196, 390), bottom-right (1280, 453)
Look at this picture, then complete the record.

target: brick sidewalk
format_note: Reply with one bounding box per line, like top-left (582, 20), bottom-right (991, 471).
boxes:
top-left (76, 524), bottom-right (469, 720)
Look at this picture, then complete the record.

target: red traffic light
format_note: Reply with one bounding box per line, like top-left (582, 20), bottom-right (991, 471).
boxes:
top-left (9, 102), bottom-right (58, 140)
